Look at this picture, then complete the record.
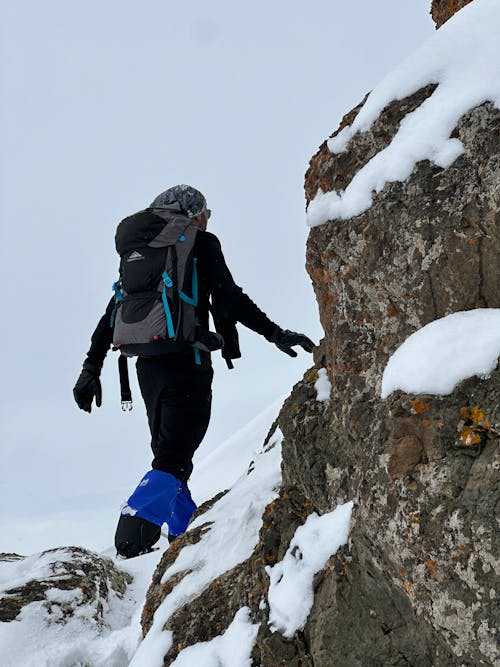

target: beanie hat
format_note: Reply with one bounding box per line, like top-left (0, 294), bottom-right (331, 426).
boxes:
top-left (150, 184), bottom-right (207, 218)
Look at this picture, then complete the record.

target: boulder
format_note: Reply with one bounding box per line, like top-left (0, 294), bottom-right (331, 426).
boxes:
top-left (0, 546), bottom-right (131, 627)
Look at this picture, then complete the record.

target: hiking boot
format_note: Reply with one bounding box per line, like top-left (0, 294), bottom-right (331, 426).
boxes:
top-left (114, 514), bottom-right (161, 559)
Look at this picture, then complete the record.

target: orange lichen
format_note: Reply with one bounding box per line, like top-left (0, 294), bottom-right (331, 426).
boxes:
top-left (458, 405), bottom-right (497, 447)
top-left (387, 304), bottom-right (398, 317)
top-left (412, 400), bottom-right (429, 415)
top-left (403, 580), bottom-right (415, 596)
top-left (459, 407), bottom-right (470, 420)
top-left (461, 426), bottom-right (482, 447)
top-left (306, 369), bottom-right (319, 383)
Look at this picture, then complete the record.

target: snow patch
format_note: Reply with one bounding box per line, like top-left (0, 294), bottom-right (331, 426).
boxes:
top-left (315, 368), bottom-right (332, 402)
top-left (0, 546), bottom-right (154, 667)
top-left (307, 0), bottom-right (500, 226)
top-left (266, 502), bottom-right (353, 638)
top-left (381, 309), bottom-right (500, 398)
top-left (170, 607), bottom-right (259, 667)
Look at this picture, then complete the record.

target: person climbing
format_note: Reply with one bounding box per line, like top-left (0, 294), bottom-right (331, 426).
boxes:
top-left (73, 185), bottom-right (315, 558)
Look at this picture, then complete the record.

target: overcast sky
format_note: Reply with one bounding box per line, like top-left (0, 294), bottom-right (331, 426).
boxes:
top-left (0, 0), bottom-right (433, 552)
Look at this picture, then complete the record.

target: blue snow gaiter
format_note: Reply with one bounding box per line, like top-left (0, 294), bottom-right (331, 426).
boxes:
top-left (123, 469), bottom-right (182, 527)
top-left (122, 470), bottom-right (198, 535)
top-left (168, 482), bottom-right (197, 537)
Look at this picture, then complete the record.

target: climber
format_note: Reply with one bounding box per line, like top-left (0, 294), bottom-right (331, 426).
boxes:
top-left (73, 184), bottom-right (315, 558)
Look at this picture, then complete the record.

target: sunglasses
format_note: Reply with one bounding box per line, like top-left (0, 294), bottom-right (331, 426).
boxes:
top-left (206, 208), bottom-right (211, 220)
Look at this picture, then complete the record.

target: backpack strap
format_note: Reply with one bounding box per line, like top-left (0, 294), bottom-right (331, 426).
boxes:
top-left (118, 355), bottom-right (133, 411)
top-left (161, 271), bottom-right (176, 338)
top-left (110, 280), bottom-right (123, 327)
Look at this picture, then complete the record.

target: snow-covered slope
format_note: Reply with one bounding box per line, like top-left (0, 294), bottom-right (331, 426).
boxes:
top-left (0, 401), bottom-right (283, 667)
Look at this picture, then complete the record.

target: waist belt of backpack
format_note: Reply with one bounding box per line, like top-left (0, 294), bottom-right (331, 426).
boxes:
top-left (118, 355), bottom-right (133, 411)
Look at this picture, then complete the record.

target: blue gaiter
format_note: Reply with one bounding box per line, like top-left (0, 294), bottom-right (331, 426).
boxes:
top-left (122, 470), bottom-right (197, 535)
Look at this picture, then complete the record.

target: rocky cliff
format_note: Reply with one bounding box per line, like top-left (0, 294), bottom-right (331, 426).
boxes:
top-left (139, 0), bottom-right (499, 664)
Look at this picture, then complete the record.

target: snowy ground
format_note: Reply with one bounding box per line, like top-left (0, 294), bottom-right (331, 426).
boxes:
top-left (0, 401), bottom-right (282, 666)
top-left (0, 392), bottom-right (356, 666)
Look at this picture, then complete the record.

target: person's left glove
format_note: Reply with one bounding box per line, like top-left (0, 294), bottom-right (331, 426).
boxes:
top-left (270, 327), bottom-right (316, 357)
top-left (73, 361), bottom-right (102, 413)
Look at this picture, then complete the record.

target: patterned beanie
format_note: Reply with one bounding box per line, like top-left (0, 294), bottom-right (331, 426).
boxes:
top-left (150, 184), bottom-right (207, 218)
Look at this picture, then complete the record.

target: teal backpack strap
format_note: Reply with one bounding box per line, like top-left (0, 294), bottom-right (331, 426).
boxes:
top-left (161, 271), bottom-right (176, 338)
top-left (110, 280), bottom-right (123, 327)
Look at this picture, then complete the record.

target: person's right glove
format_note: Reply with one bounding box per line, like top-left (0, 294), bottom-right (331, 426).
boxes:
top-left (73, 362), bottom-right (102, 413)
top-left (270, 327), bottom-right (315, 357)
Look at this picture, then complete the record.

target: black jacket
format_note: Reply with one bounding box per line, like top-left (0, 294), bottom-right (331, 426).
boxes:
top-left (84, 227), bottom-right (277, 370)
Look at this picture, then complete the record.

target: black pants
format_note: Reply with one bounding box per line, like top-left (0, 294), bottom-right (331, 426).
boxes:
top-left (136, 352), bottom-right (213, 481)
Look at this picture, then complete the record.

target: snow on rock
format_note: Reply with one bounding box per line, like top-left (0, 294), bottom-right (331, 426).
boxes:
top-left (0, 546), bottom-right (137, 667)
top-left (307, 0), bottom-right (500, 227)
top-left (266, 501), bottom-right (353, 639)
top-left (129, 429), bottom-right (283, 667)
top-left (169, 607), bottom-right (259, 667)
top-left (381, 309), bottom-right (500, 398)
top-left (314, 368), bottom-right (332, 402)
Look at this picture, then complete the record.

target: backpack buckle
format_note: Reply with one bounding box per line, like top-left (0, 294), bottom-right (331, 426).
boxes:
top-left (121, 400), bottom-right (133, 412)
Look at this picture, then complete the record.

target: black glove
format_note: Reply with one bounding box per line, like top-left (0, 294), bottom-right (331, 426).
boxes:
top-left (270, 328), bottom-right (315, 357)
top-left (73, 362), bottom-right (102, 413)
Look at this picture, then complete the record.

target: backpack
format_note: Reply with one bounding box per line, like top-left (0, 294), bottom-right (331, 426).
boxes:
top-left (111, 205), bottom-right (223, 362)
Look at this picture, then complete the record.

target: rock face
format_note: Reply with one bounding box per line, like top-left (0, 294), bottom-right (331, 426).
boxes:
top-left (431, 0), bottom-right (475, 28)
top-left (296, 71), bottom-right (499, 667)
top-left (276, 369), bottom-right (499, 666)
top-left (140, 2), bottom-right (499, 664)
top-left (305, 96), bottom-right (500, 401)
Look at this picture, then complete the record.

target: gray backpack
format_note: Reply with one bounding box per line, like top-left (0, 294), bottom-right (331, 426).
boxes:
top-left (111, 205), bottom-right (222, 362)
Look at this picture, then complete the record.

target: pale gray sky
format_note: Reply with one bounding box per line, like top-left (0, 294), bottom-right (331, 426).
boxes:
top-left (0, 0), bottom-right (433, 551)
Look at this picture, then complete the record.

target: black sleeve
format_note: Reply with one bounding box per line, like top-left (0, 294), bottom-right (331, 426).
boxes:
top-left (200, 232), bottom-right (278, 340)
top-left (83, 297), bottom-right (115, 371)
